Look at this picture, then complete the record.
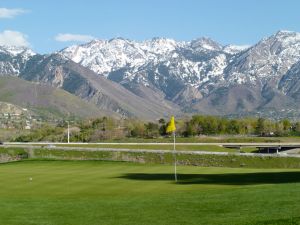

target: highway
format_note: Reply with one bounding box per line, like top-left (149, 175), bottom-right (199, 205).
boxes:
top-left (4, 142), bottom-right (300, 146)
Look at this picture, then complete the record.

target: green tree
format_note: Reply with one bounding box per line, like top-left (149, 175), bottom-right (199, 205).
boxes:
top-left (293, 122), bottom-right (300, 135)
top-left (282, 119), bottom-right (291, 131)
top-left (255, 118), bottom-right (265, 136)
top-left (274, 122), bottom-right (284, 136)
top-left (144, 122), bottom-right (159, 138)
top-left (226, 120), bottom-right (240, 134)
top-left (158, 118), bottom-right (167, 136)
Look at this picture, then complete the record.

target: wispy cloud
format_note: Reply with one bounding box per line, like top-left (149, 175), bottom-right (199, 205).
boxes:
top-left (0, 30), bottom-right (30, 47)
top-left (55, 33), bottom-right (95, 42)
top-left (0, 8), bottom-right (28, 19)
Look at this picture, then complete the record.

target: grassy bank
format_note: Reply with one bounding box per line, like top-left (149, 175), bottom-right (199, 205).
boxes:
top-left (0, 148), bottom-right (27, 156)
top-left (2, 147), bottom-right (300, 169)
top-left (0, 148), bottom-right (28, 163)
top-left (31, 142), bottom-right (258, 153)
top-left (30, 148), bottom-right (300, 168)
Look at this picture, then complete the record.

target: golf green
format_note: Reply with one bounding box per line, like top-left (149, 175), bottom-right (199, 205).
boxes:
top-left (0, 160), bottom-right (300, 225)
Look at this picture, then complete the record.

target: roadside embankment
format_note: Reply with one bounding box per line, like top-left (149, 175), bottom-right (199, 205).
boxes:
top-left (1, 146), bottom-right (300, 168)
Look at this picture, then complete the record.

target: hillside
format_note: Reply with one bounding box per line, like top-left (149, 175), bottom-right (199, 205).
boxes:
top-left (0, 76), bottom-right (105, 119)
top-left (0, 101), bottom-right (25, 115)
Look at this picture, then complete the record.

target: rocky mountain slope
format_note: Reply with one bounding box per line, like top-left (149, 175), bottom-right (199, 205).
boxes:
top-left (19, 53), bottom-right (179, 119)
top-left (2, 30), bottom-right (300, 119)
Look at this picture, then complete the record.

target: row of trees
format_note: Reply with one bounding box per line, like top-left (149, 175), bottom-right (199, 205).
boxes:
top-left (14, 115), bottom-right (300, 142)
top-left (185, 116), bottom-right (299, 136)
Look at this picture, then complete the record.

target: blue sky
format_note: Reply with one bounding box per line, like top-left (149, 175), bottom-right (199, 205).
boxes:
top-left (1, 0), bottom-right (300, 53)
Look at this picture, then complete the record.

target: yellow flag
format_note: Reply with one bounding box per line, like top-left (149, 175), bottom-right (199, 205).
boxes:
top-left (166, 116), bottom-right (176, 133)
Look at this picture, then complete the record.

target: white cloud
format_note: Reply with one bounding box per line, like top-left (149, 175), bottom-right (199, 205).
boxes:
top-left (0, 8), bottom-right (28, 19)
top-left (0, 30), bottom-right (30, 47)
top-left (55, 33), bottom-right (95, 42)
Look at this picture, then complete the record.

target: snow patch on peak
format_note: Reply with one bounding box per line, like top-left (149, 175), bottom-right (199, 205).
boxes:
top-left (223, 45), bottom-right (250, 54)
top-left (269, 30), bottom-right (300, 45)
top-left (190, 37), bottom-right (222, 51)
top-left (141, 38), bottom-right (180, 55)
top-left (275, 30), bottom-right (295, 35)
top-left (0, 45), bottom-right (35, 57)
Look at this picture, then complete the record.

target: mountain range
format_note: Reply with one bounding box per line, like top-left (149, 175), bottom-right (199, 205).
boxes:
top-left (2, 30), bottom-right (300, 120)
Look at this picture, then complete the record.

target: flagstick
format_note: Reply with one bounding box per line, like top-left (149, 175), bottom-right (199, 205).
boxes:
top-left (173, 131), bottom-right (177, 182)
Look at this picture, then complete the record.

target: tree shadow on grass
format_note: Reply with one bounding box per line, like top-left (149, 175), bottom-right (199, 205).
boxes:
top-left (117, 172), bottom-right (300, 185)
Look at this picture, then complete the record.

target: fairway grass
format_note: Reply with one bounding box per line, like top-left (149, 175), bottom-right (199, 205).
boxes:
top-left (0, 161), bottom-right (300, 225)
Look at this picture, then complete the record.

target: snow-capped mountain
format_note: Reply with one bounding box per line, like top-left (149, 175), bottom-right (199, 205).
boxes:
top-left (61, 37), bottom-right (237, 100)
top-left (0, 45), bottom-right (35, 76)
top-left (2, 30), bottom-right (300, 119)
top-left (61, 31), bottom-right (300, 92)
top-left (59, 31), bottom-right (300, 118)
top-left (225, 31), bottom-right (300, 86)
top-left (61, 37), bottom-right (184, 77)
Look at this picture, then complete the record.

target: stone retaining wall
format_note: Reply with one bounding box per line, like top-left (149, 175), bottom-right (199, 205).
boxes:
top-left (0, 154), bottom-right (23, 163)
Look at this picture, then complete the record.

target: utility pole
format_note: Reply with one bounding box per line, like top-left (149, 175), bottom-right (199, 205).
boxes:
top-left (67, 121), bottom-right (70, 144)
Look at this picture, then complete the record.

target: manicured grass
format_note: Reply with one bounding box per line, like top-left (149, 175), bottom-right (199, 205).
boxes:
top-left (0, 160), bottom-right (300, 225)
